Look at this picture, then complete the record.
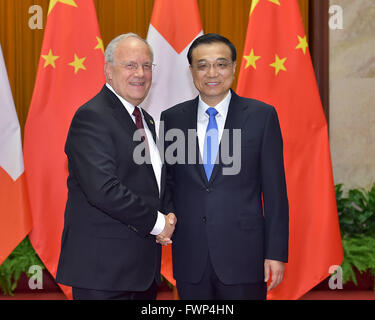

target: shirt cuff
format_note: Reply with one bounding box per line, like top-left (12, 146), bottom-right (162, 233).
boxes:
top-left (150, 212), bottom-right (165, 235)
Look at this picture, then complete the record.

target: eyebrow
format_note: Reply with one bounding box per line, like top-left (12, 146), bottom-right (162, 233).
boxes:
top-left (196, 58), bottom-right (230, 63)
top-left (120, 60), bottom-right (153, 64)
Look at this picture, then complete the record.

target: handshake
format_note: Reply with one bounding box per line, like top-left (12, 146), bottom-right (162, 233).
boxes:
top-left (156, 213), bottom-right (177, 246)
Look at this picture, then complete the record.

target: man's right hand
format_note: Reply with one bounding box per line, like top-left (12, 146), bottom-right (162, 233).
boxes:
top-left (156, 213), bottom-right (177, 246)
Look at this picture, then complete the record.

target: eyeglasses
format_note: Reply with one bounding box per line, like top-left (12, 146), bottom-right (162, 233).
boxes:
top-left (192, 60), bottom-right (233, 73)
top-left (119, 62), bottom-right (156, 72)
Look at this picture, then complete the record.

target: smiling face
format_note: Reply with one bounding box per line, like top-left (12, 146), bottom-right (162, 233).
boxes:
top-left (189, 42), bottom-right (236, 106)
top-left (105, 37), bottom-right (152, 106)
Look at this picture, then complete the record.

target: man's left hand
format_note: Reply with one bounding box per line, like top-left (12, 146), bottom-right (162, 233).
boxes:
top-left (264, 259), bottom-right (285, 291)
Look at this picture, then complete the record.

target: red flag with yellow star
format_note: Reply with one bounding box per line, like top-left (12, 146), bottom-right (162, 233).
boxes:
top-left (237, 0), bottom-right (343, 299)
top-left (23, 0), bottom-right (105, 299)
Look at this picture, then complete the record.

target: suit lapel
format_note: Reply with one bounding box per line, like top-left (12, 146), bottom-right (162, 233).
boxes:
top-left (103, 85), bottom-right (158, 146)
top-left (183, 97), bottom-right (210, 186)
top-left (102, 85), bottom-right (139, 138)
top-left (102, 85), bottom-right (159, 192)
top-left (142, 110), bottom-right (157, 143)
top-left (209, 90), bottom-right (248, 185)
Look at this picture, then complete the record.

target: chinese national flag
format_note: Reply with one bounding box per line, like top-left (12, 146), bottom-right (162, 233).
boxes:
top-left (23, 0), bottom-right (105, 299)
top-left (236, 0), bottom-right (343, 299)
top-left (144, 0), bottom-right (203, 288)
top-left (0, 45), bottom-right (32, 266)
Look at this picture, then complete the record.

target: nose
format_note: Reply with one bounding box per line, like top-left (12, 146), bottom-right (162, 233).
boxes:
top-left (207, 64), bottom-right (219, 77)
top-left (134, 65), bottom-right (145, 77)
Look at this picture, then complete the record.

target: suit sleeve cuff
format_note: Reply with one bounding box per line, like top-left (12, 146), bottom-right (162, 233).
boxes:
top-left (150, 212), bottom-right (165, 235)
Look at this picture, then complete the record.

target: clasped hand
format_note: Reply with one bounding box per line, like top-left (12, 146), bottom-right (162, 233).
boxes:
top-left (156, 213), bottom-right (177, 246)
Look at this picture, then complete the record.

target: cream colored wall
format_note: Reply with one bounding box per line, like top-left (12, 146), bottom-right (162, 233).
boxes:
top-left (330, 0), bottom-right (375, 190)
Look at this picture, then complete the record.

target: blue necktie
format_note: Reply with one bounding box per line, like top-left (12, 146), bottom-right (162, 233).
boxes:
top-left (203, 107), bottom-right (219, 180)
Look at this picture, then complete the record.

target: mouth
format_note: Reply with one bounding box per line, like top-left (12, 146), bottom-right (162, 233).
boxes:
top-left (206, 82), bottom-right (220, 87)
top-left (129, 81), bottom-right (145, 87)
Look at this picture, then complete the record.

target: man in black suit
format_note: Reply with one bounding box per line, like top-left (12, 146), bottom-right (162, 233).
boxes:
top-left (161, 34), bottom-right (289, 300)
top-left (56, 33), bottom-right (176, 300)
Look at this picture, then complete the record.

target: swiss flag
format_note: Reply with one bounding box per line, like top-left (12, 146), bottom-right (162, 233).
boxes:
top-left (23, 0), bottom-right (105, 299)
top-left (236, 0), bottom-right (343, 299)
top-left (0, 44), bottom-right (32, 266)
top-left (143, 0), bottom-right (203, 287)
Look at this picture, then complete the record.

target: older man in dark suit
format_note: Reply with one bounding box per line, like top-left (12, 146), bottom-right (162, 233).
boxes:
top-left (161, 33), bottom-right (289, 300)
top-left (56, 33), bottom-right (176, 300)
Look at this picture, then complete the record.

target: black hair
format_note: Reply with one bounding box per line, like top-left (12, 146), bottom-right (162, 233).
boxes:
top-left (187, 33), bottom-right (237, 65)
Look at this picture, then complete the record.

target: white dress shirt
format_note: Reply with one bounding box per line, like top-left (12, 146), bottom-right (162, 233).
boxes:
top-left (106, 83), bottom-right (165, 235)
top-left (197, 91), bottom-right (231, 159)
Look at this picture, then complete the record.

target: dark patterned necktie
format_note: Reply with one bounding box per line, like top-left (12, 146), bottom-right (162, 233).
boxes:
top-left (132, 106), bottom-right (146, 142)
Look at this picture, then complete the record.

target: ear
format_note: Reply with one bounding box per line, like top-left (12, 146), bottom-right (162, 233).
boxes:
top-left (104, 62), bottom-right (112, 81)
top-left (189, 65), bottom-right (195, 78)
top-left (232, 61), bottom-right (237, 76)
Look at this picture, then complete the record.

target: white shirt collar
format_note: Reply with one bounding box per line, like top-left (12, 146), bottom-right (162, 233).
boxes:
top-left (198, 90), bottom-right (231, 120)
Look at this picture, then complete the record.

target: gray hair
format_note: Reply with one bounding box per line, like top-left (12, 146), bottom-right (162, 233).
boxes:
top-left (104, 33), bottom-right (154, 65)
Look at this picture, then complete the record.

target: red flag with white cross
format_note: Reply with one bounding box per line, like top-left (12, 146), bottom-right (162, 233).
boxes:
top-left (145, 0), bottom-right (203, 288)
top-left (0, 45), bottom-right (32, 266)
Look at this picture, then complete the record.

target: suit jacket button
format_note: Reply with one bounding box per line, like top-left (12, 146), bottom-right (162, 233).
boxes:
top-left (206, 188), bottom-right (211, 193)
top-left (202, 217), bottom-right (207, 223)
